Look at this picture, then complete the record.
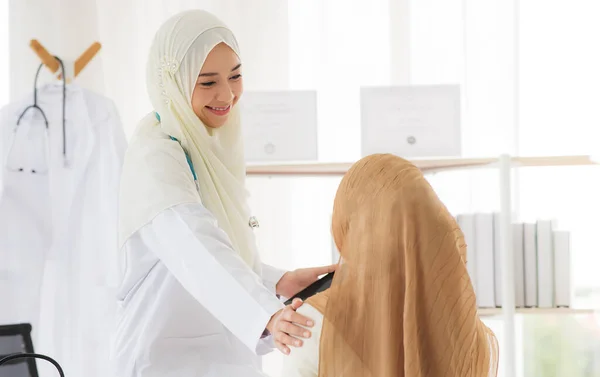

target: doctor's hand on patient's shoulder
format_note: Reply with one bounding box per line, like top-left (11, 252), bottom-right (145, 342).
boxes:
top-left (276, 264), bottom-right (337, 298)
top-left (266, 298), bottom-right (314, 355)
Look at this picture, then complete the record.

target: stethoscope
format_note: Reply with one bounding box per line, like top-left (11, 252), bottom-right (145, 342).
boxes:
top-left (5, 56), bottom-right (67, 174)
top-left (155, 111), bottom-right (260, 230)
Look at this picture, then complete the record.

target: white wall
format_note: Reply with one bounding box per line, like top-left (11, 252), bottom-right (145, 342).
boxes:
top-left (0, 0), bottom-right (10, 106)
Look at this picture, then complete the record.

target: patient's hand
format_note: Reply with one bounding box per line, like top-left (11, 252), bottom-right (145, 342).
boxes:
top-left (266, 298), bottom-right (314, 355)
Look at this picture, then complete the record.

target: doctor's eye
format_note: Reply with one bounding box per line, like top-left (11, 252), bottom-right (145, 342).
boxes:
top-left (199, 81), bottom-right (216, 87)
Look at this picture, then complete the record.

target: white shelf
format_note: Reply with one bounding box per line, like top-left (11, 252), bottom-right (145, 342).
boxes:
top-left (246, 155), bottom-right (596, 176)
top-left (478, 307), bottom-right (595, 317)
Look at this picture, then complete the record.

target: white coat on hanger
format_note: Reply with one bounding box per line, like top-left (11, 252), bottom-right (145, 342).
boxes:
top-left (0, 102), bottom-right (51, 332)
top-left (0, 82), bottom-right (127, 377)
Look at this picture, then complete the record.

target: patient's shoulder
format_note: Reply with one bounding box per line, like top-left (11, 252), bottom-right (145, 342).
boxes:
top-left (281, 303), bottom-right (323, 377)
top-left (297, 303), bottom-right (325, 328)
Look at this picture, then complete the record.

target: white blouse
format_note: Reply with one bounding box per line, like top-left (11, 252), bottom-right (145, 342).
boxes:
top-left (110, 203), bottom-right (285, 377)
top-left (281, 304), bottom-right (324, 377)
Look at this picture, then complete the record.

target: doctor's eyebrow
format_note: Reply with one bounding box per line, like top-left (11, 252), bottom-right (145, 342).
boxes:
top-left (198, 64), bottom-right (242, 77)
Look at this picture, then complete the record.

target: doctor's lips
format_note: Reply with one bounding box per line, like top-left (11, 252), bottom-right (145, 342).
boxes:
top-left (206, 105), bottom-right (231, 116)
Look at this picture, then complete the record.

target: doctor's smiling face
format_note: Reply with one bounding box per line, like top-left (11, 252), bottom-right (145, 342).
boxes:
top-left (191, 42), bottom-right (243, 129)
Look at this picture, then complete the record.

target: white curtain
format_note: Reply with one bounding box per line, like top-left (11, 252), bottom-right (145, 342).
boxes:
top-left (0, 0), bottom-right (8, 106)
top-left (8, 0), bottom-right (107, 99)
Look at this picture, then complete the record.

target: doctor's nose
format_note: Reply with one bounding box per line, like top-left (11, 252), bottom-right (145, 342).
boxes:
top-left (216, 85), bottom-right (235, 103)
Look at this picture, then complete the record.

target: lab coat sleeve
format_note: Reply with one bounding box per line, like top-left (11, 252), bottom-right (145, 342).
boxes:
top-left (105, 99), bottom-right (128, 164)
top-left (0, 104), bottom-right (9, 193)
top-left (149, 203), bottom-right (284, 355)
top-left (101, 98), bottom-right (128, 289)
top-left (0, 113), bottom-right (3, 193)
top-left (261, 263), bottom-right (286, 295)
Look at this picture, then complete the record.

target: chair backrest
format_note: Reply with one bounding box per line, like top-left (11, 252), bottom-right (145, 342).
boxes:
top-left (0, 323), bottom-right (38, 377)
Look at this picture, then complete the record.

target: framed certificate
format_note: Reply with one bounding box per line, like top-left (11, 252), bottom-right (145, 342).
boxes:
top-left (241, 90), bottom-right (318, 162)
top-left (360, 85), bottom-right (461, 158)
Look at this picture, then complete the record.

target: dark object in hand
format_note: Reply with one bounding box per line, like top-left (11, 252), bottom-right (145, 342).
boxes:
top-left (284, 272), bottom-right (334, 305)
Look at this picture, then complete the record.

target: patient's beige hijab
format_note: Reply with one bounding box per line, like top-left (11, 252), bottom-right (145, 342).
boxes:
top-left (307, 154), bottom-right (499, 377)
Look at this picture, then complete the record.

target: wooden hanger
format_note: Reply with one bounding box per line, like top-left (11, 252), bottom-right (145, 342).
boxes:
top-left (29, 39), bottom-right (102, 81)
top-left (29, 39), bottom-right (60, 74)
top-left (73, 42), bottom-right (101, 77)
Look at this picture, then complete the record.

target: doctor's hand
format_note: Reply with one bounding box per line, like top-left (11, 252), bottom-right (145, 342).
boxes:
top-left (266, 298), bottom-right (314, 355)
top-left (276, 264), bottom-right (337, 299)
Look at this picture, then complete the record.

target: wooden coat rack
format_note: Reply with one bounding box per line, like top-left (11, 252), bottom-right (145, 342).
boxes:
top-left (29, 39), bottom-right (102, 81)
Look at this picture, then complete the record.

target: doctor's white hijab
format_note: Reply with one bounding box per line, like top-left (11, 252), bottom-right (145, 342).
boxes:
top-left (119, 10), bottom-right (258, 268)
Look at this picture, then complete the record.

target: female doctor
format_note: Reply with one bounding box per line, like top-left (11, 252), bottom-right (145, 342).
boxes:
top-left (111, 10), bottom-right (335, 377)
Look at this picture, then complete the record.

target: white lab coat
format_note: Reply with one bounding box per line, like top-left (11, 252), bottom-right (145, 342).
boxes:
top-left (110, 202), bottom-right (286, 377)
top-left (0, 106), bottom-right (51, 330)
top-left (0, 83), bottom-right (127, 377)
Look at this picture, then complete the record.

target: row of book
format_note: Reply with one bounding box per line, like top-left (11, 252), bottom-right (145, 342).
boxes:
top-left (456, 213), bottom-right (571, 308)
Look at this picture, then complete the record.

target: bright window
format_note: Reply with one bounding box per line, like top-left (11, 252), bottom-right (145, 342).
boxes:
top-left (254, 1), bottom-right (600, 376)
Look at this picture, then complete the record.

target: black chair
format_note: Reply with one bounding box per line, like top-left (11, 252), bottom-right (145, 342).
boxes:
top-left (0, 323), bottom-right (38, 377)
